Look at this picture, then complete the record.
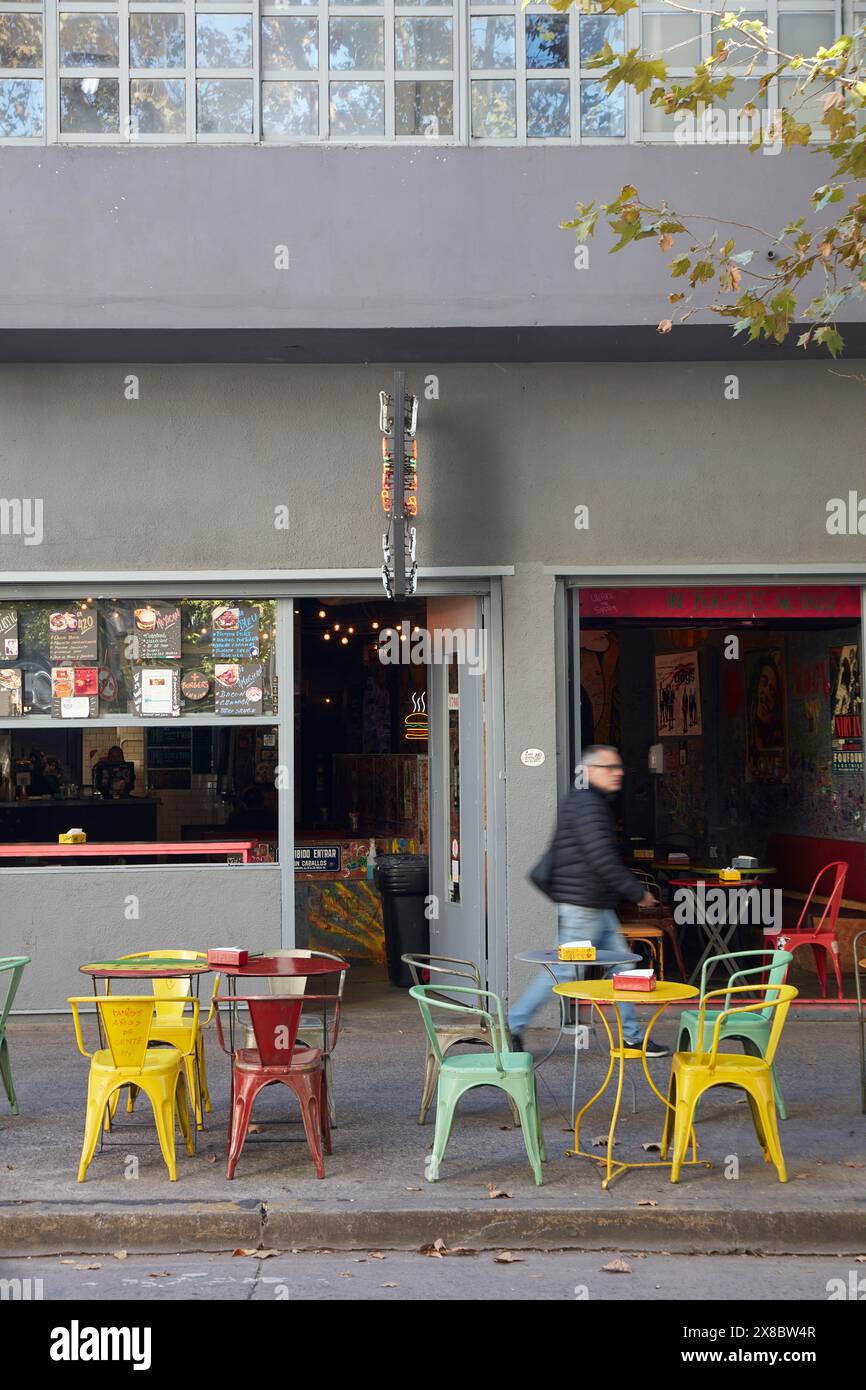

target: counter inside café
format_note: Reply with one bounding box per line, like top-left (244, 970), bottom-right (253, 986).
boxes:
top-left (0, 796), bottom-right (160, 844)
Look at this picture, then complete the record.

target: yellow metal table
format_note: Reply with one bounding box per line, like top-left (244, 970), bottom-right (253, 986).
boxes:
top-left (553, 979), bottom-right (710, 1189)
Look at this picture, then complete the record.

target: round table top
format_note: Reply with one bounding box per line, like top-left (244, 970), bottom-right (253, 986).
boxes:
top-left (517, 948), bottom-right (639, 966)
top-left (667, 877), bottom-right (762, 889)
top-left (553, 979), bottom-right (699, 1005)
top-left (220, 955), bottom-right (347, 978)
top-left (81, 957), bottom-right (211, 979)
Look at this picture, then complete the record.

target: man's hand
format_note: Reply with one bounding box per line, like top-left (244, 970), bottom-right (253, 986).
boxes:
top-left (638, 891), bottom-right (657, 909)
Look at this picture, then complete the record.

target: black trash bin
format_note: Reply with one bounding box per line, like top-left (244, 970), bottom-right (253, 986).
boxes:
top-left (374, 853), bottom-right (429, 987)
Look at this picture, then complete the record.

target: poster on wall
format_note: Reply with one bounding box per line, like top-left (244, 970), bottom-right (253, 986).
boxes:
top-left (830, 644), bottom-right (863, 774)
top-left (49, 609), bottom-right (98, 663)
top-left (0, 669), bottom-right (22, 717)
top-left (0, 608), bottom-right (18, 659)
top-left (745, 644), bottom-right (788, 782)
top-left (134, 667), bottom-right (181, 717)
top-left (133, 604), bottom-right (182, 659)
top-left (51, 667), bottom-right (98, 719)
top-left (655, 652), bottom-right (702, 737)
top-left (211, 606), bottom-right (260, 661)
top-left (215, 662), bottom-right (263, 714)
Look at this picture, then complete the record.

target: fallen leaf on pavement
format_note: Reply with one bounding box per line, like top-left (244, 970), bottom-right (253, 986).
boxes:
top-left (339, 1272), bottom-right (353, 1278)
top-left (855, 1255), bottom-right (866, 1263)
top-left (369, 1251), bottom-right (386, 1260)
top-left (635, 1199), bottom-right (657, 1207)
top-left (601, 1258), bottom-right (632, 1274)
top-left (148, 1272), bottom-right (171, 1279)
top-left (248, 1123), bottom-right (264, 1134)
top-left (418, 1238), bottom-right (476, 1258)
top-left (74, 1264), bottom-right (102, 1271)
top-left (591, 1135), bottom-right (617, 1148)
top-left (405, 1185), bottom-right (421, 1191)
top-left (205, 1154), bottom-right (217, 1165)
top-left (382, 1282), bottom-right (398, 1288)
top-left (232, 1249), bottom-right (258, 1257)
top-left (499, 1125), bottom-right (513, 1132)
top-left (487, 1184), bottom-right (512, 1200)
top-left (259, 1250), bottom-right (281, 1259)
top-left (494, 1251), bottom-right (524, 1264)
top-left (642, 1142), bottom-right (661, 1153)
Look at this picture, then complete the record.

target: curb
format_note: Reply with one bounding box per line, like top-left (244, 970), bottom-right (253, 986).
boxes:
top-left (2, 1202), bottom-right (865, 1257)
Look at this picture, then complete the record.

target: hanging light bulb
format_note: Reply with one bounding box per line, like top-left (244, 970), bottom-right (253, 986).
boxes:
top-left (333, 623), bottom-right (341, 632)
top-left (318, 609), bottom-right (326, 619)
top-left (371, 621), bottom-right (379, 631)
top-left (341, 636), bottom-right (348, 646)
top-left (323, 632), bottom-right (331, 642)
top-left (348, 626), bottom-right (355, 635)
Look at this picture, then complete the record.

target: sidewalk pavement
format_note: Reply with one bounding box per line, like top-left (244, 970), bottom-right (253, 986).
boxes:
top-left (1, 974), bottom-right (864, 1256)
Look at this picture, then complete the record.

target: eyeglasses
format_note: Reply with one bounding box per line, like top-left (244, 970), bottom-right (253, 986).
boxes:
top-left (597, 762), bottom-right (623, 771)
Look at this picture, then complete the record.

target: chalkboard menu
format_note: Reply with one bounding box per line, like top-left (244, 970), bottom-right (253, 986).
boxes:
top-left (215, 661), bottom-right (263, 715)
top-left (133, 604), bottom-right (181, 659)
top-left (0, 608), bottom-right (18, 660)
top-left (212, 606), bottom-right (260, 661)
top-left (49, 610), bottom-right (98, 663)
top-left (51, 666), bottom-right (98, 719)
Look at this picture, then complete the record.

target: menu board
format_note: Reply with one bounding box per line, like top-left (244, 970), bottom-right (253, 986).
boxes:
top-left (212, 605), bottom-right (260, 661)
top-left (49, 609), bottom-right (98, 663)
top-left (135, 667), bottom-right (180, 717)
top-left (0, 669), bottom-right (22, 717)
top-left (133, 604), bottom-right (181, 660)
top-left (215, 662), bottom-right (263, 715)
top-left (52, 666), bottom-right (98, 719)
top-left (0, 608), bottom-right (18, 660)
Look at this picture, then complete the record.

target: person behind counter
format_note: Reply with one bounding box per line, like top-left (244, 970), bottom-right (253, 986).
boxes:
top-left (93, 745), bottom-right (136, 798)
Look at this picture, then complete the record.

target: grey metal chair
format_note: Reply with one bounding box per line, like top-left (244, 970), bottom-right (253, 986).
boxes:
top-left (402, 952), bottom-right (520, 1126)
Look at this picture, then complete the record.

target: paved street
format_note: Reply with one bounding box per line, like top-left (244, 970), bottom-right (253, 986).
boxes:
top-left (0, 1250), bottom-right (861, 1301)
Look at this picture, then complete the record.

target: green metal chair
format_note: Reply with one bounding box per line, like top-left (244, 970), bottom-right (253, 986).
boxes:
top-left (676, 948), bottom-right (793, 1119)
top-left (409, 984), bottom-right (546, 1185)
top-left (0, 956), bottom-right (31, 1115)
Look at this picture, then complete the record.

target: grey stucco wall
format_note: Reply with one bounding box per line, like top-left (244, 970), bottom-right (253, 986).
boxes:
top-left (0, 361), bottom-right (865, 572)
top-left (2, 866), bottom-right (280, 1010)
top-left (0, 145), bottom-right (854, 332)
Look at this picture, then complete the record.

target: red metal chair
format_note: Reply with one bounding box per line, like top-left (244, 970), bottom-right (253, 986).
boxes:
top-left (765, 861), bottom-right (848, 1000)
top-left (215, 995), bottom-right (330, 1179)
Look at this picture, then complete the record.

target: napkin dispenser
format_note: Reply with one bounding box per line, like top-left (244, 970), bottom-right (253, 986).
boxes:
top-left (612, 969), bottom-right (656, 992)
top-left (59, 828), bottom-right (86, 844)
top-left (558, 941), bottom-right (596, 962)
top-left (207, 947), bottom-right (249, 967)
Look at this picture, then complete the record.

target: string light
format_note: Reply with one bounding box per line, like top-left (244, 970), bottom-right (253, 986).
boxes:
top-left (333, 623), bottom-right (341, 632)
top-left (323, 632), bottom-right (331, 642)
top-left (371, 621), bottom-right (379, 631)
top-left (318, 609), bottom-right (326, 619)
top-left (348, 626), bottom-right (355, 635)
top-left (341, 636), bottom-right (349, 646)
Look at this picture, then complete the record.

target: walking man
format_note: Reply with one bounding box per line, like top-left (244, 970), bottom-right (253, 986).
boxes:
top-left (509, 745), bottom-right (669, 1057)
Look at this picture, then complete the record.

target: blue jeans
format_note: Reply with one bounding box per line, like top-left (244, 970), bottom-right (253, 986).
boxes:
top-left (509, 905), bottom-right (641, 1043)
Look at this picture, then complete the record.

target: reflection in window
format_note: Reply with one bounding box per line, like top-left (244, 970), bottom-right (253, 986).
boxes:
top-left (579, 14), bottom-right (624, 64)
top-left (471, 77), bottom-right (516, 138)
top-left (263, 80), bottom-right (319, 136)
top-left (129, 14), bottom-right (185, 70)
top-left (329, 79), bottom-right (384, 135)
top-left (395, 79), bottom-right (453, 136)
top-left (0, 78), bottom-right (43, 137)
top-left (581, 80), bottom-right (625, 136)
top-left (470, 16), bottom-right (515, 69)
top-left (394, 17), bottom-right (452, 69)
top-left (0, 14), bottom-right (43, 68)
top-left (447, 657), bottom-right (460, 904)
top-left (527, 78), bottom-right (569, 137)
top-left (59, 13), bottom-right (119, 67)
top-left (525, 14), bottom-right (569, 68)
top-left (60, 77), bottom-right (120, 133)
top-left (261, 17), bottom-right (319, 71)
top-left (196, 78), bottom-right (253, 133)
top-left (195, 14), bottom-right (253, 69)
top-left (329, 18), bottom-right (385, 71)
top-left (131, 78), bottom-right (186, 134)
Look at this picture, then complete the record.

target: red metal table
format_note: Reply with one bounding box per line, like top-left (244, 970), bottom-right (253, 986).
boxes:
top-left (0, 841), bottom-right (256, 862)
top-left (668, 878), bottom-right (765, 983)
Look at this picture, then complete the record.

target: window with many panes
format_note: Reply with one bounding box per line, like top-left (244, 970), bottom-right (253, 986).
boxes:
top-left (0, 0), bottom-right (852, 142)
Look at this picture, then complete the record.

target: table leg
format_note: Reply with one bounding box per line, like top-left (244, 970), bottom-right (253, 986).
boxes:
top-left (531, 963), bottom-right (568, 1069)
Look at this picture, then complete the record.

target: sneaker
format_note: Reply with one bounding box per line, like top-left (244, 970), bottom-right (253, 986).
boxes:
top-left (510, 1032), bottom-right (525, 1054)
top-left (641, 1037), bottom-right (670, 1058)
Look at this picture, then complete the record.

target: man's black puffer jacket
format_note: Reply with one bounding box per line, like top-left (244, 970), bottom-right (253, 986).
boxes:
top-left (548, 784), bottom-right (644, 908)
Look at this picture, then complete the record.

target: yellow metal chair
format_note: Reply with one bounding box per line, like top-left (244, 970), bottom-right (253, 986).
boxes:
top-left (113, 950), bottom-right (219, 1130)
top-left (661, 982), bottom-right (798, 1184)
top-left (69, 995), bottom-right (197, 1182)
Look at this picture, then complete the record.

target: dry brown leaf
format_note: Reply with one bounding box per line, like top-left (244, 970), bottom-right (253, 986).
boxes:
top-left (658, 233), bottom-right (675, 253)
top-left (205, 1154), bottom-right (217, 1165)
top-left (601, 1258), bottom-right (632, 1274)
top-left (74, 1264), bottom-right (102, 1271)
top-left (405, 1185), bottom-right (421, 1191)
top-left (248, 1123), bottom-right (264, 1134)
top-left (794, 1173), bottom-right (809, 1179)
top-left (642, 1142), bottom-right (661, 1153)
top-left (369, 1251), bottom-right (386, 1260)
top-left (232, 1248), bottom-right (258, 1257)
top-left (635, 1199), bottom-right (658, 1207)
top-left (148, 1272), bottom-right (171, 1278)
top-left (499, 1125), bottom-right (513, 1132)
top-left (113, 1251), bottom-right (127, 1261)
top-left (845, 1161), bottom-right (864, 1168)
top-left (339, 1272), bottom-right (353, 1278)
top-left (592, 1135), bottom-right (617, 1148)
top-left (657, 319), bottom-right (673, 335)
top-left (855, 1255), bottom-right (866, 1263)
top-left (487, 1184), bottom-right (512, 1200)
top-left (59, 1258), bottom-right (75, 1265)
top-left (259, 1249), bottom-right (281, 1259)
top-left (418, 1238), bottom-right (475, 1258)
top-left (495, 1250), bottom-right (524, 1264)
top-left (382, 1282), bottom-right (398, 1288)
